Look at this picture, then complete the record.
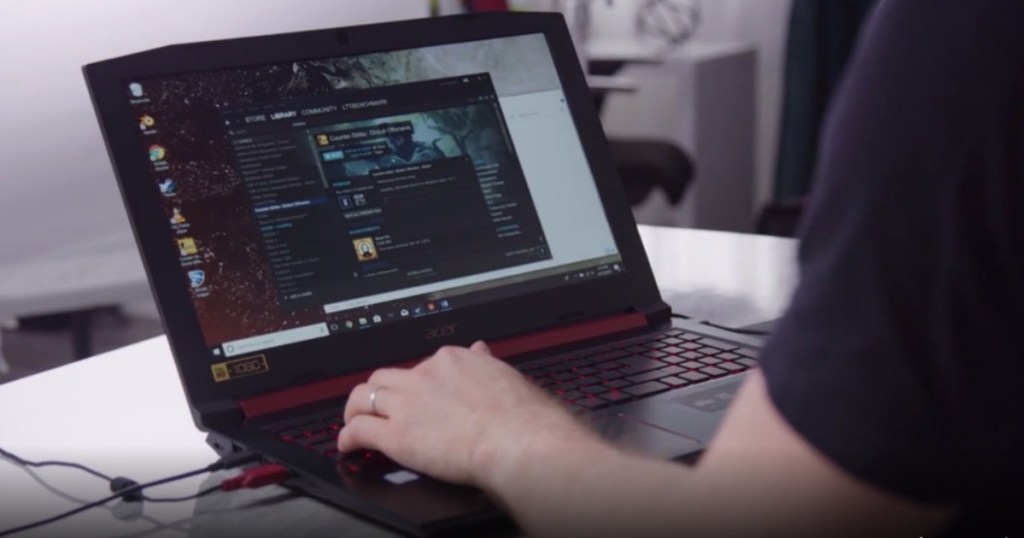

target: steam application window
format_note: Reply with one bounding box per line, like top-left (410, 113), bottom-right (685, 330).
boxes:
top-left (221, 74), bottom-right (551, 310)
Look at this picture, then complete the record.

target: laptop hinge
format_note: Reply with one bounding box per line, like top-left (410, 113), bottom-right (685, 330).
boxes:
top-left (238, 310), bottom-right (649, 420)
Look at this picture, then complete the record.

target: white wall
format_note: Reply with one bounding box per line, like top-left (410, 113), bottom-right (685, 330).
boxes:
top-left (0, 0), bottom-right (426, 266)
top-left (592, 0), bottom-right (792, 208)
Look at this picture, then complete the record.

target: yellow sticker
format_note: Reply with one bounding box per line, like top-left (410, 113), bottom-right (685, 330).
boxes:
top-left (211, 355), bottom-right (269, 383)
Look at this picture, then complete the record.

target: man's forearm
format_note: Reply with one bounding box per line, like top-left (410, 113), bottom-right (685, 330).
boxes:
top-left (477, 427), bottom-right (699, 537)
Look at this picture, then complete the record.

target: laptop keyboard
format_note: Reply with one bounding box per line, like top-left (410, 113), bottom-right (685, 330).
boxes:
top-left (269, 410), bottom-right (402, 476)
top-left (266, 328), bottom-right (758, 474)
top-left (519, 328), bottom-right (759, 413)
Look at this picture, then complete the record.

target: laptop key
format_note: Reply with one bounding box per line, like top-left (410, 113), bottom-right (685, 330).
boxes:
top-left (661, 355), bottom-right (684, 364)
top-left (697, 338), bottom-right (739, 351)
top-left (575, 367), bottom-right (600, 376)
top-left (661, 376), bottom-right (691, 388)
top-left (604, 379), bottom-right (631, 389)
top-left (575, 376), bottom-right (601, 387)
top-left (662, 337), bottom-right (684, 346)
top-left (591, 350), bottom-right (631, 362)
top-left (624, 381), bottom-right (670, 397)
top-left (681, 342), bottom-right (703, 350)
top-left (643, 350), bottom-right (668, 359)
top-left (620, 363), bottom-right (664, 375)
top-left (659, 365), bottom-right (685, 375)
top-left (627, 370), bottom-right (669, 384)
top-left (682, 361), bottom-right (704, 370)
top-left (602, 391), bottom-right (632, 403)
top-left (699, 366), bottom-right (728, 377)
top-left (680, 371), bottom-right (710, 383)
top-left (720, 362), bottom-right (746, 372)
top-left (560, 390), bottom-right (585, 401)
top-left (737, 358), bottom-right (758, 368)
top-left (310, 439), bottom-right (339, 453)
top-left (718, 352), bottom-right (741, 361)
top-left (582, 385), bottom-right (606, 395)
top-left (699, 357), bottom-right (723, 365)
top-left (598, 370), bottom-right (624, 380)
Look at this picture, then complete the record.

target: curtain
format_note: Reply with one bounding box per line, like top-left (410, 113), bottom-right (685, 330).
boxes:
top-left (773, 0), bottom-right (879, 201)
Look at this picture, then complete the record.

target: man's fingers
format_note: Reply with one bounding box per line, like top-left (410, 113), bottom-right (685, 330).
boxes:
top-left (344, 383), bottom-right (399, 422)
top-left (470, 340), bottom-right (492, 355)
top-left (367, 367), bottom-right (410, 389)
top-left (337, 414), bottom-right (392, 454)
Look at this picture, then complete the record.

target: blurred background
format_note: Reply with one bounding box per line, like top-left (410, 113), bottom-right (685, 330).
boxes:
top-left (0, 0), bottom-right (876, 381)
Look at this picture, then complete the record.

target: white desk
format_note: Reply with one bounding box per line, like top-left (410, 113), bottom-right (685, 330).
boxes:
top-left (0, 226), bottom-right (798, 537)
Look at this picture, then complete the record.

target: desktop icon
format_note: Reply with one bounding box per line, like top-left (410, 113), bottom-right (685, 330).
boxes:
top-left (440, 300), bottom-right (450, 309)
top-left (426, 302), bottom-right (436, 312)
top-left (149, 144), bottom-right (167, 162)
top-left (170, 207), bottom-right (187, 225)
top-left (212, 348), bottom-right (222, 356)
top-left (372, 315), bottom-right (382, 324)
top-left (400, 309), bottom-right (409, 317)
top-left (158, 178), bottom-right (177, 196)
top-left (129, 82), bottom-right (144, 98)
top-left (316, 134), bottom-right (330, 146)
top-left (345, 320), bottom-right (355, 329)
top-left (330, 323), bottom-right (340, 331)
top-left (139, 115), bottom-right (156, 130)
top-left (187, 269), bottom-right (206, 288)
top-left (352, 237), bottom-right (379, 261)
top-left (413, 305), bottom-right (424, 315)
top-left (358, 317), bottom-right (368, 326)
top-left (177, 237), bottom-right (198, 256)
top-left (338, 195), bottom-right (353, 209)
top-left (353, 193), bottom-right (367, 207)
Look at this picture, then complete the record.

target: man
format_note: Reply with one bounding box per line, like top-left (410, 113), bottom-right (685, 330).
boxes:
top-left (338, 1), bottom-right (1023, 536)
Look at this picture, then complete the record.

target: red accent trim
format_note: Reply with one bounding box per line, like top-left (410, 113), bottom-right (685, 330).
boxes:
top-left (239, 311), bottom-right (648, 419)
top-left (487, 311), bottom-right (647, 359)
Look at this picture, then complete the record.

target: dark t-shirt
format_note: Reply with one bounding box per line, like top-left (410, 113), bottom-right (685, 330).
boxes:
top-left (760, 0), bottom-right (1024, 535)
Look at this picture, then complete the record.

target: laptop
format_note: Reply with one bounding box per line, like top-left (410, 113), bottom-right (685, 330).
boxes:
top-left (84, 12), bottom-right (763, 536)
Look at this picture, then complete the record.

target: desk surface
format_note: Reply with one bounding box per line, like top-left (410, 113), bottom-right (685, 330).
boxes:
top-left (0, 226), bottom-right (797, 537)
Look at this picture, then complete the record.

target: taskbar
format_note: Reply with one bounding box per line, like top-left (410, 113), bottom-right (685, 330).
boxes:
top-left (323, 257), bottom-right (625, 333)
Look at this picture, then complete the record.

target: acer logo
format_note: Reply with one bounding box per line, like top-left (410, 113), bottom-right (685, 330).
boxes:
top-left (424, 324), bottom-right (457, 340)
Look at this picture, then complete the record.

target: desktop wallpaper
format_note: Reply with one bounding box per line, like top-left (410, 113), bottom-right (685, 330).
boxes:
top-left (130, 34), bottom-right (560, 346)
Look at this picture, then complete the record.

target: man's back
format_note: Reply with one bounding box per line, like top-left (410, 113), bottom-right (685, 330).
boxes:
top-left (761, 0), bottom-right (1024, 533)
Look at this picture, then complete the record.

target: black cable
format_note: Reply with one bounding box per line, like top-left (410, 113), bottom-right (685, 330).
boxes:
top-left (142, 484), bottom-right (221, 503)
top-left (671, 313), bottom-right (771, 337)
top-left (0, 450), bottom-right (258, 537)
top-left (0, 446), bottom-right (113, 482)
top-left (0, 466), bottom-right (212, 537)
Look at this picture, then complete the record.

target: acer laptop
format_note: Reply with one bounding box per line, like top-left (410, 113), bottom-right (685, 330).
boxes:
top-left (84, 13), bottom-right (762, 536)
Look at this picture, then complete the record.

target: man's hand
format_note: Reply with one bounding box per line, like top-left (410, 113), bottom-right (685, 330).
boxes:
top-left (338, 342), bottom-right (602, 486)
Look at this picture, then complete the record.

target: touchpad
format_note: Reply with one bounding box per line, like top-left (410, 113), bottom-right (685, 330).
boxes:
top-left (591, 415), bottom-right (701, 459)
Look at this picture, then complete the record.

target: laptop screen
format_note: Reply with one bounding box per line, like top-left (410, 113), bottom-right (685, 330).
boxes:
top-left (124, 33), bottom-right (624, 359)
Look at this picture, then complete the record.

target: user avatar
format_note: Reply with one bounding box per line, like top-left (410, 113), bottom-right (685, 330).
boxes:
top-left (170, 207), bottom-right (186, 225)
top-left (352, 237), bottom-right (379, 261)
top-left (177, 237), bottom-right (198, 256)
top-left (316, 134), bottom-right (330, 146)
top-left (149, 144), bottom-right (167, 162)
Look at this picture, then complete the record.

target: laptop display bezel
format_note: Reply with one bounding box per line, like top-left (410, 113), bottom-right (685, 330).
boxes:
top-left (84, 13), bottom-right (666, 413)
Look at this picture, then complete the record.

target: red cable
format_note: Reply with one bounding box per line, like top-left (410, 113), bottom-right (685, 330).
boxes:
top-left (220, 463), bottom-right (290, 491)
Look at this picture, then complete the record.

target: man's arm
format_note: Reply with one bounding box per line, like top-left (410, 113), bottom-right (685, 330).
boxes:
top-left (338, 344), bottom-right (953, 537)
